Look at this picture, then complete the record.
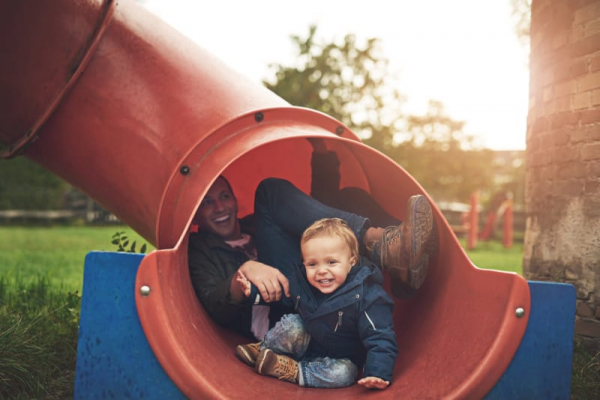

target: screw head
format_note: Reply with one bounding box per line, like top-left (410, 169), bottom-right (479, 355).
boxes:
top-left (254, 112), bottom-right (264, 122)
top-left (515, 307), bottom-right (525, 318)
top-left (180, 165), bottom-right (190, 175)
top-left (335, 126), bottom-right (344, 135)
top-left (140, 285), bottom-right (151, 296)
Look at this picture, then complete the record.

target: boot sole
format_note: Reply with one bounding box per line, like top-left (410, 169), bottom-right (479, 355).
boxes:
top-left (401, 195), bottom-right (435, 290)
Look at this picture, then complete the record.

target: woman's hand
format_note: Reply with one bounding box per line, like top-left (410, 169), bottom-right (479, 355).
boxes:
top-left (357, 376), bottom-right (390, 390)
top-left (237, 260), bottom-right (290, 302)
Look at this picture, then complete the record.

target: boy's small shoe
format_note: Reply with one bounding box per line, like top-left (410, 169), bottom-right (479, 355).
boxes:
top-left (255, 348), bottom-right (299, 383)
top-left (236, 342), bottom-right (261, 367)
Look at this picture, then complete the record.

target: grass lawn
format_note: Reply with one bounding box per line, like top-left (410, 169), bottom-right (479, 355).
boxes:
top-left (459, 237), bottom-right (524, 275)
top-left (0, 226), bottom-right (153, 292)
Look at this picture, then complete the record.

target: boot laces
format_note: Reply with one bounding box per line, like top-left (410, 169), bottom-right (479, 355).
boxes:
top-left (382, 225), bottom-right (401, 244)
top-left (275, 355), bottom-right (298, 382)
top-left (379, 225), bottom-right (401, 266)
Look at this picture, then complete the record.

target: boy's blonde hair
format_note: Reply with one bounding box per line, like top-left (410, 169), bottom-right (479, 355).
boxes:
top-left (301, 218), bottom-right (359, 260)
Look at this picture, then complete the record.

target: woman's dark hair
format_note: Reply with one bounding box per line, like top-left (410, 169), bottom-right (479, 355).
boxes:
top-left (217, 175), bottom-right (234, 196)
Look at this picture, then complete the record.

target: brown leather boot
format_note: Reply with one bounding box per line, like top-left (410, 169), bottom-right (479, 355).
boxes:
top-left (255, 349), bottom-right (299, 383)
top-left (373, 195), bottom-right (437, 297)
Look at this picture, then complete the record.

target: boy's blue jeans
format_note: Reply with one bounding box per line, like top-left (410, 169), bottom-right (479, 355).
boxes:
top-left (262, 313), bottom-right (358, 388)
top-left (253, 177), bottom-right (371, 277)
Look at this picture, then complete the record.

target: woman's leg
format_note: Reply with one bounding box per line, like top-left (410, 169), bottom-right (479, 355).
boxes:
top-left (253, 178), bottom-right (370, 275)
top-left (336, 187), bottom-right (400, 227)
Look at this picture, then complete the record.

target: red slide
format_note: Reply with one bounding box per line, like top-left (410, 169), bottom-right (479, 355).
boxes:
top-left (0, 1), bottom-right (530, 398)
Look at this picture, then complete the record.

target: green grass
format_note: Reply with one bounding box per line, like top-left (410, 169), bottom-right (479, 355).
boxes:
top-left (459, 237), bottom-right (524, 275)
top-left (0, 226), bottom-right (152, 292)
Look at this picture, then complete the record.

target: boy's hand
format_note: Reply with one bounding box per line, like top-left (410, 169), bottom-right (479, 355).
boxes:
top-left (357, 376), bottom-right (389, 390)
top-left (235, 270), bottom-right (251, 297)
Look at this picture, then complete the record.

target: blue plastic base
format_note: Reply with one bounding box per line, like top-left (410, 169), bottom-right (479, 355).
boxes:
top-left (74, 252), bottom-right (184, 399)
top-left (486, 281), bottom-right (576, 399)
top-left (74, 251), bottom-right (576, 399)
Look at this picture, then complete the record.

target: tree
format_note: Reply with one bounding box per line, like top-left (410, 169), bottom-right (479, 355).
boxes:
top-left (264, 26), bottom-right (498, 203)
top-left (263, 25), bottom-right (404, 153)
top-left (393, 101), bottom-right (495, 202)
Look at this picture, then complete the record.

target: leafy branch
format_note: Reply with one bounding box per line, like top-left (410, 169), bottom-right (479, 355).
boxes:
top-left (111, 231), bottom-right (147, 253)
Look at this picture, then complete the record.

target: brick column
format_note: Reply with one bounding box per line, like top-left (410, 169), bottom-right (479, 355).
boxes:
top-left (525, 0), bottom-right (600, 348)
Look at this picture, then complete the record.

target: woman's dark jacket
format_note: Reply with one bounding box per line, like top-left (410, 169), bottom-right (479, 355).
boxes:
top-left (188, 215), bottom-right (258, 338)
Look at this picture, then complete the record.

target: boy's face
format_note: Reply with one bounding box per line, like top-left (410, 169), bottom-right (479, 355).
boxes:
top-left (194, 177), bottom-right (241, 241)
top-left (301, 235), bottom-right (357, 294)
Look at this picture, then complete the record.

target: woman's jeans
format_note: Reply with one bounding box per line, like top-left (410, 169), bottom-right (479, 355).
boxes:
top-left (262, 314), bottom-right (358, 388)
top-left (253, 178), bottom-right (371, 277)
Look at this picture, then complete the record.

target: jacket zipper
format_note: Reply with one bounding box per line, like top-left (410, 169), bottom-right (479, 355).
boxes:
top-left (334, 311), bottom-right (343, 332)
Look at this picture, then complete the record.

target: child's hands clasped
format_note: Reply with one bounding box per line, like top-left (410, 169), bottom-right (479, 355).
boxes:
top-left (358, 376), bottom-right (389, 390)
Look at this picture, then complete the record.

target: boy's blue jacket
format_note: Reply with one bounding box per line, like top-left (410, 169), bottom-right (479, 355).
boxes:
top-left (251, 256), bottom-right (398, 382)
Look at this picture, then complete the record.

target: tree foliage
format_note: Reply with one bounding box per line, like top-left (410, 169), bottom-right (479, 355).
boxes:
top-left (264, 25), bottom-right (404, 151)
top-left (391, 101), bottom-right (495, 201)
top-left (264, 26), bottom-right (506, 203)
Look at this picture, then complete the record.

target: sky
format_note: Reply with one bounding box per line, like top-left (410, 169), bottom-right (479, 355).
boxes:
top-left (142, 0), bottom-right (529, 151)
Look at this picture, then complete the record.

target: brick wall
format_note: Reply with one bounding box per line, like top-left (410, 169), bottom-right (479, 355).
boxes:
top-left (525, 0), bottom-right (600, 347)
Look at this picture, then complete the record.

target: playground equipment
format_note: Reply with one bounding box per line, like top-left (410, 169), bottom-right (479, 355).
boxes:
top-left (461, 191), bottom-right (514, 250)
top-left (467, 191), bottom-right (480, 250)
top-left (0, 0), bottom-right (575, 398)
top-left (479, 192), bottom-right (515, 248)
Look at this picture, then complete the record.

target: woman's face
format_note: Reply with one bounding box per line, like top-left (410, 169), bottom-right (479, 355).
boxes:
top-left (195, 177), bottom-right (241, 241)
